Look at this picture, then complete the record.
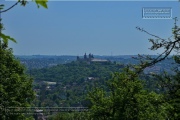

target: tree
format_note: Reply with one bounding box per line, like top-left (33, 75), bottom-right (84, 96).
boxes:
top-left (134, 17), bottom-right (180, 119)
top-left (153, 59), bottom-right (180, 119)
top-left (0, 0), bottom-right (48, 119)
top-left (87, 69), bottom-right (169, 120)
top-left (0, 40), bottom-right (35, 119)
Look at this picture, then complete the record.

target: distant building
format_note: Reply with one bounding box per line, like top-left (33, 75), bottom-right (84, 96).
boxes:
top-left (77, 53), bottom-right (109, 63)
top-left (84, 53), bottom-right (87, 59)
top-left (42, 81), bottom-right (57, 85)
top-left (91, 58), bottom-right (109, 62)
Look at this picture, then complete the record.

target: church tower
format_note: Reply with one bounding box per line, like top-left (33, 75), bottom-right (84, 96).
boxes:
top-left (84, 53), bottom-right (87, 60)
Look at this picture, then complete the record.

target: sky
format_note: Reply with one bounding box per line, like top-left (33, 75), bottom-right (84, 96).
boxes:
top-left (1, 0), bottom-right (180, 55)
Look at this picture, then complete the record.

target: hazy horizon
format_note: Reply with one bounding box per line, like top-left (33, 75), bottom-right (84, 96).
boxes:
top-left (15, 54), bottom-right (172, 56)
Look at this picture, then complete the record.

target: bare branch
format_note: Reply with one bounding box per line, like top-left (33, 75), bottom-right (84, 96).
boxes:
top-left (136, 26), bottom-right (166, 42)
top-left (0, 1), bottom-right (20, 13)
top-left (133, 18), bottom-right (180, 74)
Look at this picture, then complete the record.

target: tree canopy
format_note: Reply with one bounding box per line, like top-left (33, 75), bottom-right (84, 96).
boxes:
top-left (0, 0), bottom-right (48, 119)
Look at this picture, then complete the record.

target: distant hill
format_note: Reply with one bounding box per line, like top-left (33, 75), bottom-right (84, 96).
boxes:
top-left (17, 55), bottom-right (176, 74)
top-left (30, 60), bottom-right (124, 83)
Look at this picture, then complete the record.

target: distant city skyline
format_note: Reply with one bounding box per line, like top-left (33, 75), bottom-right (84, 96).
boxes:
top-left (2, 1), bottom-right (180, 55)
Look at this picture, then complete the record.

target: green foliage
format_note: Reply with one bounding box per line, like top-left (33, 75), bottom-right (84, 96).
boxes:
top-left (30, 61), bottom-right (123, 108)
top-left (34, 0), bottom-right (48, 8)
top-left (0, 1), bottom-right (48, 119)
top-left (0, 4), bottom-right (4, 10)
top-left (30, 61), bottom-right (123, 83)
top-left (48, 112), bottom-right (91, 120)
top-left (18, 0), bottom-right (48, 8)
top-left (87, 69), bottom-right (169, 120)
top-left (0, 41), bottom-right (35, 120)
top-left (0, 32), bottom-right (17, 44)
top-left (174, 55), bottom-right (180, 64)
top-left (154, 64), bottom-right (180, 119)
top-left (0, 22), bottom-right (16, 47)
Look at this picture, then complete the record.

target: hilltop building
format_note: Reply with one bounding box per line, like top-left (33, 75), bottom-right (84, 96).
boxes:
top-left (77, 53), bottom-right (109, 63)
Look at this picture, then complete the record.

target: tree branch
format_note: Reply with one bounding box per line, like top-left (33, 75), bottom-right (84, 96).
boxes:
top-left (0, 1), bottom-right (20, 13)
top-left (133, 20), bottom-right (180, 74)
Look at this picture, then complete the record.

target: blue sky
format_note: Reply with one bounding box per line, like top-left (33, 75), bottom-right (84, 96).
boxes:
top-left (1, 1), bottom-right (180, 55)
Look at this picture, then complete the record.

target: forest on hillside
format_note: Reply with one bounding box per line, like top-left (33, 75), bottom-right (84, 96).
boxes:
top-left (30, 61), bottom-right (124, 107)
